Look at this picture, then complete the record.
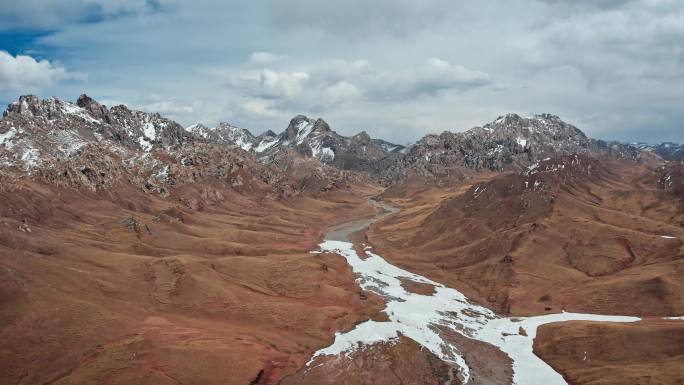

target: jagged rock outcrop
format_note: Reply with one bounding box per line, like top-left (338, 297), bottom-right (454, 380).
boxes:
top-left (0, 95), bottom-right (354, 199)
top-left (377, 113), bottom-right (663, 184)
top-left (185, 114), bottom-right (405, 174)
top-left (656, 160), bottom-right (684, 207)
top-left (2, 95), bottom-right (676, 194)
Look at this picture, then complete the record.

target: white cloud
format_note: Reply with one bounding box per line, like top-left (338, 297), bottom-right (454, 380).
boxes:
top-left (248, 52), bottom-right (281, 66)
top-left (215, 56), bottom-right (492, 138)
top-left (0, 51), bottom-right (80, 91)
top-left (324, 81), bottom-right (363, 105)
top-left (7, 0), bottom-right (682, 143)
top-left (268, 0), bottom-right (456, 37)
top-left (139, 99), bottom-right (194, 115)
top-left (312, 59), bottom-right (371, 83)
top-left (259, 69), bottom-right (309, 99)
top-left (228, 57), bottom-right (489, 105)
top-left (99, 98), bottom-right (129, 107)
top-left (239, 98), bottom-right (282, 118)
top-left (424, 57), bottom-right (492, 90)
top-left (227, 69), bottom-right (310, 100)
top-left (369, 58), bottom-right (492, 100)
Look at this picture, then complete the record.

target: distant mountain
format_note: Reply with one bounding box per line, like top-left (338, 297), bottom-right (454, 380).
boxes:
top-left (185, 115), bottom-right (405, 174)
top-left (0, 95), bottom-right (354, 198)
top-left (378, 113), bottom-right (664, 184)
top-left (2, 95), bottom-right (679, 193)
top-left (626, 142), bottom-right (684, 161)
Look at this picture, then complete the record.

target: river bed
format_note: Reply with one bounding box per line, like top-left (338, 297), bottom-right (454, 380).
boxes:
top-left (306, 200), bottom-right (678, 385)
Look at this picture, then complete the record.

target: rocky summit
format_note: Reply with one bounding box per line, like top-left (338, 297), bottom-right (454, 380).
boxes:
top-left (378, 113), bottom-right (664, 184)
top-left (1, 95), bottom-right (675, 191)
top-left (0, 95), bottom-right (360, 199)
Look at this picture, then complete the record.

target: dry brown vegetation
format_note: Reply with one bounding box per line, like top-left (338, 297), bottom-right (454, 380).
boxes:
top-left (2, 155), bottom-right (684, 385)
top-left (534, 319), bottom-right (684, 385)
top-left (0, 180), bottom-right (387, 385)
top-left (368, 159), bottom-right (684, 317)
top-left (365, 158), bottom-right (684, 385)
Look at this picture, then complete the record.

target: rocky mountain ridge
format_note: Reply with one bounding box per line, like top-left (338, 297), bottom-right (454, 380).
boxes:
top-left (187, 114), bottom-right (406, 174)
top-left (2, 94), bottom-right (679, 194)
top-left (630, 142), bottom-right (684, 161)
top-left (378, 113), bottom-right (665, 184)
top-left (0, 95), bottom-right (356, 201)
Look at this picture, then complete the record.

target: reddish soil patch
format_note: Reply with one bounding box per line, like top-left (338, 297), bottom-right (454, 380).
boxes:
top-left (399, 278), bottom-right (437, 295)
top-left (439, 326), bottom-right (513, 385)
top-left (367, 159), bottom-right (684, 317)
top-left (0, 182), bottom-right (387, 385)
top-left (280, 336), bottom-right (458, 385)
top-left (534, 319), bottom-right (684, 385)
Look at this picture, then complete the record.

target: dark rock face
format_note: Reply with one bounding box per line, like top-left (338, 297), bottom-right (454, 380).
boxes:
top-left (187, 114), bottom-right (405, 175)
top-left (377, 113), bottom-right (663, 184)
top-left (656, 160), bottom-right (684, 206)
top-left (0, 95), bottom-right (355, 198)
top-left (181, 111), bottom-right (672, 185)
top-left (1, 95), bottom-right (674, 193)
top-left (4, 95), bottom-right (41, 117)
top-left (76, 94), bottom-right (112, 123)
top-left (653, 142), bottom-right (684, 161)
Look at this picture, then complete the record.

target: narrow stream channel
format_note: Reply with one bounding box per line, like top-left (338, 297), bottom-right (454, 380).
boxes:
top-left (306, 200), bottom-right (679, 385)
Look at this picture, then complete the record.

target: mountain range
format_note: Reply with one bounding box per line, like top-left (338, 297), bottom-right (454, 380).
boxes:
top-left (1, 94), bottom-right (683, 385)
top-left (2, 94), bottom-right (681, 190)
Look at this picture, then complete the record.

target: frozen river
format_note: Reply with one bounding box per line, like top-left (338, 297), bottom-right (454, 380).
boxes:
top-left (306, 200), bottom-right (679, 384)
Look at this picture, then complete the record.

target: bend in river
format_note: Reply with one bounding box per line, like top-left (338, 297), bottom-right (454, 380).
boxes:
top-left (306, 200), bottom-right (680, 385)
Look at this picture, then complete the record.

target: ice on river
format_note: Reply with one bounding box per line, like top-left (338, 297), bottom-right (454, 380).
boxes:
top-left (308, 240), bottom-right (649, 385)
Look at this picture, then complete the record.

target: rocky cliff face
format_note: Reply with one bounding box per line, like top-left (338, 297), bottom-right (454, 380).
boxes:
top-left (0, 95), bottom-right (356, 199)
top-left (656, 160), bottom-right (684, 205)
top-left (1, 94), bottom-right (194, 168)
top-left (186, 114), bottom-right (405, 174)
top-left (655, 143), bottom-right (684, 160)
top-left (377, 113), bottom-right (663, 184)
top-left (2, 95), bottom-right (675, 194)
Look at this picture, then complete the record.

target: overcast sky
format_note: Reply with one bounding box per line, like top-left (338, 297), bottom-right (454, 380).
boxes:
top-left (0, 0), bottom-right (682, 144)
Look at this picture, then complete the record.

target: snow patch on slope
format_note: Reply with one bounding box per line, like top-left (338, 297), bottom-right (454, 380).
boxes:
top-left (21, 147), bottom-right (40, 169)
top-left (61, 103), bottom-right (101, 124)
top-left (142, 122), bottom-right (156, 140)
top-left (54, 129), bottom-right (87, 155)
top-left (233, 135), bottom-right (253, 151)
top-left (0, 127), bottom-right (19, 149)
top-left (320, 147), bottom-right (335, 161)
top-left (295, 119), bottom-right (314, 144)
top-left (255, 137), bottom-right (279, 152)
top-left (138, 135), bottom-right (152, 151)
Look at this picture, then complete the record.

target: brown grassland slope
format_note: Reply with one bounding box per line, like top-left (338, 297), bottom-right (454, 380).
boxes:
top-left (534, 319), bottom-right (684, 385)
top-left (0, 179), bottom-right (385, 385)
top-left (365, 156), bottom-right (684, 385)
top-left (368, 156), bottom-right (684, 317)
